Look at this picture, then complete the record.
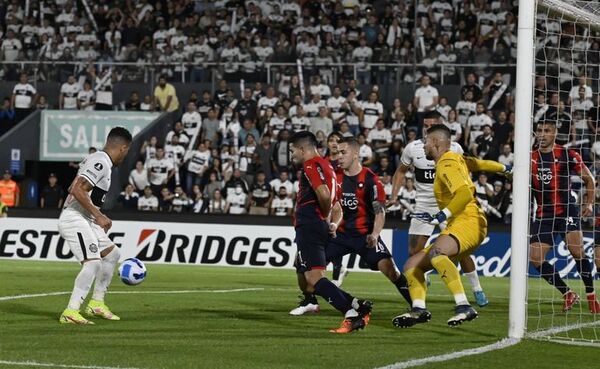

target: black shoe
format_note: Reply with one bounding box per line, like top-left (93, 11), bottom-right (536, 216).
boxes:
top-left (447, 304), bottom-right (478, 327)
top-left (392, 307), bottom-right (432, 328)
top-left (357, 299), bottom-right (373, 317)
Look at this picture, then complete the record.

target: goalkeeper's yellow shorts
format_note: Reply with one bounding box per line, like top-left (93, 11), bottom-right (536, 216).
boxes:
top-left (425, 209), bottom-right (487, 261)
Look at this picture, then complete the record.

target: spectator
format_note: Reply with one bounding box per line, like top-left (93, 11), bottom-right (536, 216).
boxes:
top-left (172, 186), bottom-right (193, 213)
top-left (146, 147), bottom-right (175, 196)
top-left (125, 91), bottom-right (142, 111)
top-left (239, 134), bottom-right (258, 181)
top-left (90, 68), bottom-right (113, 111)
top-left (202, 108), bottom-right (221, 148)
top-left (470, 125), bottom-right (499, 161)
top-left (77, 81), bottom-right (95, 111)
top-left (191, 185), bottom-right (208, 214)
top-left (225, 184), bottom-right (248, 215)
top-left (40, 173), bottom-right (64, 209)
top-left (129, 160), bottom-right (149, 192)
top-left (0, 170), bottom-right (19, 207)
top-left (224, 169), bottom-right (249, 198)
top-left (367, 118), bottom-right (392, 155)
top-left (141, 136), bottom-right (158, 162)
top-left (257, 86), bottom-right (280, 117)
top-left (461, 72), bottom-right (483, 102)
top-left (358, 133), bottom-right (374, 166)
top-left (154, 75), bottom-right (180, 112)
top-left (11, 73), bottom-right (36, 123)
top-left (203, 172), bottom-right (223, 200)
top-left (269, 170), bottom-right (293, 197)
top-left (445, 109), bottom-right (463, 143)
top-left (271, 186), bottom-right (293, 216)
top-left (36, 95), bottom-right (49, 110)
top-left (361, 91), bottom-right (385, 130)
top-left (138, 186), bottom-right (159, 211)
top-left (413, 75), bottom-right (439, 134)
top-left (118, 184), bottom-right (139, 210)
top-left (249, 171), bottom-right (272, 215)
top-left (484, 72), bottom-right (511, 117)
top-left (181, 102), bottom-right (202, 147)
top-left (352, 37), bottom-right (373, 85)
top-left (236, 88), bottom-right (258, 123)
top-left (398, 177), bottom-right (417, 221)
top-left (309, 107), bottom-right (333, 137)
top-left (184, 141), bottom-right (211, 192)
top-left (166, 121), bottom-right (191, 149)
top-left (272, 129), bottom-right (291, 174)
top-left (493, 111), bottom-right (513, 145)
top-left (208, 189), bottom-right (226, 214)
top-left (498, 144), bottom-right (514, 167)
top-left (158, 187), bottom-right (173, 212)
top-left (465, 103), bottom-right (492, 147)
top-left (59, 75), bottom-right (80, 110)
top-left (475, 173), bottom-right (502, 219)
top-left (0, 97), bottom-right (15, 137)
top-left (456, 90), bottom-right (477, 128)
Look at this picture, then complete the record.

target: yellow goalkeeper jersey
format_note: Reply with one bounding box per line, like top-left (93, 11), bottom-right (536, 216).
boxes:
top-left (433, 151), bottom-right (481, 218)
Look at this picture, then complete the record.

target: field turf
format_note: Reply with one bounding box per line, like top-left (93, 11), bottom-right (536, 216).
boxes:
top-left (0, 260), bottom-right (597, 369)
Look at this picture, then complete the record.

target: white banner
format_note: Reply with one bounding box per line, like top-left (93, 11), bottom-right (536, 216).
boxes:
top-left (0, 218), bottom-right (393, 272)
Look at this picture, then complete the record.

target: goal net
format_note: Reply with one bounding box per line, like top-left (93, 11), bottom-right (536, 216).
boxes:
top-left (528, 0), bottom-right (600, 345)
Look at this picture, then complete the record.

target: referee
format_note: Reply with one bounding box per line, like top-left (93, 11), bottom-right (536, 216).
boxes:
top-left (11, 72), bottom-right (37, 123)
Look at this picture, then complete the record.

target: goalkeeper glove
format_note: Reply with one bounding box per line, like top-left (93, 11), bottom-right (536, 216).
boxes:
top-left (412, 210), bottom-right (449, 225)
top-left (503, 164), bottom-right (513, 180)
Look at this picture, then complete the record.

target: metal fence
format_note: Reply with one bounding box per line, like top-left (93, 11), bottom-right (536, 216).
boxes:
top-left (0, 60), bottom-right (517, 90)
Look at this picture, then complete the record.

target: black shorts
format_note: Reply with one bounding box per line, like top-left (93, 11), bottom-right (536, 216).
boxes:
top-left (294, 221), bottom-right (329, 273)
top-left (530, 209), bottom-right (581, 246)
top-left (326, 232), bottom-right (392, 271)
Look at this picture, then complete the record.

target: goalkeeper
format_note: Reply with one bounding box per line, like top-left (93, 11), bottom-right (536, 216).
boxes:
top-left (392, 125), bottom-right (505, 328)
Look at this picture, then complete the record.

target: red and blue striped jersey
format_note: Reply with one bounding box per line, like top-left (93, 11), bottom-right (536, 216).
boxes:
top-left (531, 145), bottom-right (584, 218)
top-left (293, 156), bottom-right (337, 227)
top-left (336, 167), bottom-right (386, 236)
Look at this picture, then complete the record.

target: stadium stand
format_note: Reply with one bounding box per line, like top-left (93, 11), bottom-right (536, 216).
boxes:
top-left (0, 0), bottom-right (534, 223)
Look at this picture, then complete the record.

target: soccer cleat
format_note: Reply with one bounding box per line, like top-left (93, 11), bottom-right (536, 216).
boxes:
top-left (447, 304), bottom-right (478, 327)
top-left (586, 293), bottom-right (600, 314)
top-left (59, 308), bottom-right (94, 325)
top-left (329, 316), bottom-right (365, 334)
top-left (289, 295), bottom-right (320, 316)
top-left (474, 290), bottom-right (489, 307)
top-left (562, 291), bottom-right (580, 312)
top-left (392, 307), bottom-right (432, 328)
top-left (332, 266), bottom-right (348, 287)
top-left (84, 300), bottom-right (121, 321)
top-left (357, 299), bottom-right (373, 325)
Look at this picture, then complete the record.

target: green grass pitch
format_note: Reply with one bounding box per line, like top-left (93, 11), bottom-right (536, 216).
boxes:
top-left (0, 260), bottom-right (597, 369)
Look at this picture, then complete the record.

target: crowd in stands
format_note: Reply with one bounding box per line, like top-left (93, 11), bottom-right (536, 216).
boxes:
top-left (8, 0), bottom-right (600, 225)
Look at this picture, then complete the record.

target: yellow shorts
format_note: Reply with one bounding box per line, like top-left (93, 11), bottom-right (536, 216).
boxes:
top-left (425, 213), bottom-right (487, 261)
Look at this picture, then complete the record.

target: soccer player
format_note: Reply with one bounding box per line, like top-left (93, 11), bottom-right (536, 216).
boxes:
top-left (289, 131), bottom-right (370, 333)
top-left (389, 111), bottom-right (490, 307)
top-left (58, 127), bottom-right (132, 324)
top-left (392, 125), bottom-right (504, 328)
top-left (530, 121), bottom-right (600, 313)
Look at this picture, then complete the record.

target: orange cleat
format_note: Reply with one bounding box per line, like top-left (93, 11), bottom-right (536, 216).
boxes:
top-left (329, 316), bottom-right (365, 334)
top-left (562, 291), bottom-right (580, 312)
top-left (587, 293), bottom-right (600, 314)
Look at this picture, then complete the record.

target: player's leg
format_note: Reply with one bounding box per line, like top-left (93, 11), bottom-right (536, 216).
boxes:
top-left (58, 215), bottom-right (101, 324)
top-left (459, 255), bottom-right (489, 307)
top-left (392, 251), bottom-right (433, 328)
top-left (331, 256), bottom-right (348, 287)
top-left (408, 217), bottom-right (435, 285)
top-left (428, 235), bottom-right (479, 326)
top-left (565, 230), bottom-right (600, 313)
top-left (298, 225), bottom-right (369, 333)
top-left (85, 224), bottom-right (122, 320)
top-left (289, 252), bottom-right (320, 316)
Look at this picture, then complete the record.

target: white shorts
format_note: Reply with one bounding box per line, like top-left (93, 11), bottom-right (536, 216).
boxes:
top-left (408, 203), bottom-right (439, 236)
top-left (58, 209), bottom-right (113, 262)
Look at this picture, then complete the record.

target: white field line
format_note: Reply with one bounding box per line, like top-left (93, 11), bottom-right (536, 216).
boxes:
top-left (528, 319), bottom-right (600, 339)
top-left (373, 338), bottom-right (520, 369)
top-left (0, 288), bottom-right (264, 302)
top-left (0, 360), bottom-right (141, 369)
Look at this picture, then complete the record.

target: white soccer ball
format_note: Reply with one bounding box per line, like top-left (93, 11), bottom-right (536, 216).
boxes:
top-left (118, 258), bottom-right (147, 286)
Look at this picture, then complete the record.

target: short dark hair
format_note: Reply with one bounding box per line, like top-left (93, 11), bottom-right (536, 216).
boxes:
top-left (107, 127), bottom-right (132, 144)
top-left (426, 124), bottom-right (452, 139)
top-left (340, 136), bottom-right (360, 150)
top-left (289, 130), bottom-right (318, 148)
top-left (327, 131), bottom-right (343, 141)
top-left (424, 110), bottom-right (441, 120)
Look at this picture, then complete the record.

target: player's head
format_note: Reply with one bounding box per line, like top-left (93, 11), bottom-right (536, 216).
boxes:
top-left (105, 127), bottom-right (132, 165)
top-left (327, 132), bottom-right (343, 155)
top-left (424, 124), bottom-right (452, 161)
top-left (338, 137), bottom-right (360, 170)
top-left (423, 110), bottom-right (442, 132)
top-left (289, 131), bottom-right (318, 165)
top-left (535, 120), bottom-right (557, 149)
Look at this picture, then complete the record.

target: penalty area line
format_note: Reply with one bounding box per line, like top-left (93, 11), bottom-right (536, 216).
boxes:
top-left (0, 288), bottom-right (265, 302)
top-left (373, 338), bottom-right (520, 369)
top-left (0, 360), bottom-right (142, 369)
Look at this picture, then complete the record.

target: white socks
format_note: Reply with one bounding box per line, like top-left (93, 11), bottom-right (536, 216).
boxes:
top-left (464, 271), bottom-right (483, 292)
top-left (67, 260), bottom-right (101, 310)
top-left (92, 247), bottom-right (121, 302)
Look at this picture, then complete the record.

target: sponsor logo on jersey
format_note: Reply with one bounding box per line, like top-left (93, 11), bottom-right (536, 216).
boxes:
top-left (536, 167), bottom-right (553, 185)
top-left (94, 163), bottom-right (103, 171)
top-left (89, 243), bottom-right (98, 253)
top-left (340, 192), bottom-right (358, 210)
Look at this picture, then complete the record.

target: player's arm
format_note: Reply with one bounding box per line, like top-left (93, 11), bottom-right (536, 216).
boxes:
top-left (389, 162), bottom-right (409, 207)
top-left (315, 184), bottom-right (333, 218)
top-left (329, 201), bottom-right (343, 237)
top-left (463, 155), bottom-right (508, 174)
top-left (580, 161), bottom-right (595, 217)
top-left (368, 175), bottom-right (387, 248)
top-left (69, 176), bottom-right (112, 231)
